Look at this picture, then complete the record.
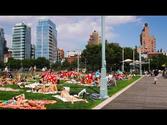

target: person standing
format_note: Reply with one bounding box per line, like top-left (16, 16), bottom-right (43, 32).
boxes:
top-left (153, 69), bottom-right (159, 84)
top-left (4, 66), bottom-right (8, 72)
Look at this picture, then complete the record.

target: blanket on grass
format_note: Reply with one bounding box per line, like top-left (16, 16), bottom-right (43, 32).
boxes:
top-left (0, 87), bottom-right (21, 92)
top-left (52, 95), bottom-right (88, 104)
top-left (26, 90), bottom-right (59, 94)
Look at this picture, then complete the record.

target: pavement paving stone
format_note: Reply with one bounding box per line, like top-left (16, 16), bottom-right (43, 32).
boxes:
top-left (102, 76), bottom-right (167, 109)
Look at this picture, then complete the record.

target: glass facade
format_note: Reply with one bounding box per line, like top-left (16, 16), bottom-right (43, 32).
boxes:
top-left (35, 19), bottom-right (57, 63)
top-left (12, 23), bottom-right (31, 60)
top-left (0, 28), bottom-right (5, 62)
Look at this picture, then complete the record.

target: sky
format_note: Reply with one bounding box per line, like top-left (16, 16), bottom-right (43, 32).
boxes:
top-left (0, 16), bottom-right (167, 56)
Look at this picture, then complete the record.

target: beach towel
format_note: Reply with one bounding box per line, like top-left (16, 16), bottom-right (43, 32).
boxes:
top-left (52, 95), bottom-right (88, 104)
top-left (0, 87), bottom-right (21, 92)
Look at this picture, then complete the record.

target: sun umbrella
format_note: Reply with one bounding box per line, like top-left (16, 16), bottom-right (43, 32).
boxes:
top-left (162, 64), bottom-right (166, 67)
top-left (123, 59), bottom-right (133, 63)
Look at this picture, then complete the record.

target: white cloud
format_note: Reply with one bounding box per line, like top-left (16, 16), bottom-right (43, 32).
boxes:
top-left (106, 16), bottom-right (140, 25)
top-left (0, 16), bottom-right (141, 52)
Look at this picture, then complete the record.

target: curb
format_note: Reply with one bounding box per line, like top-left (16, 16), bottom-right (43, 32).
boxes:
top-left (92, 76), bottom-right (144, 109)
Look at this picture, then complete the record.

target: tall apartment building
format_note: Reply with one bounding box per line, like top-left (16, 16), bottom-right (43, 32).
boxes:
top-left (12, 23), bottom-right (31, 60)
top-left (35, 19), bottom-right (57, 63)
top-left (0, 28), bottom-right (6, 62)
top-left (88, 30), bottom-right (101, 45)
top-left (139, 23), bottom-right (156, 54)
top-left (31, 44), bottom-right (35, 59)
top-left (57, 48), bottom-right (64, 62)
top-left (0, 28), bottom-right (8, 62)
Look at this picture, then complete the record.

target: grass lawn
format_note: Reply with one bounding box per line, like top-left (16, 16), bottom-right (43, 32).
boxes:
top-left (0, 76), bottom-right (140, 109)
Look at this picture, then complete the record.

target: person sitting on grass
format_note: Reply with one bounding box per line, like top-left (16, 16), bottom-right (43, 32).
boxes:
top-left (107, 73), bottom-right (117, 86)
top-left (60, 87), bottom-right (88, 104)
top-left (93, 77), bottom-right (100, 86)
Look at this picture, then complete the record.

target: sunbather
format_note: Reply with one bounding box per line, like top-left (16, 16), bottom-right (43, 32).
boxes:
top-left (0, 94), bottom-right (56, 110)
top-left (35, 84), bottom-right (58, 93)
top-left (60, 87), bottom-right (88, 104)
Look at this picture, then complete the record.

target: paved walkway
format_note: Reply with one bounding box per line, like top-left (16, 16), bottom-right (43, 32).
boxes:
top-left (103, 75), bottom-right (167, 109)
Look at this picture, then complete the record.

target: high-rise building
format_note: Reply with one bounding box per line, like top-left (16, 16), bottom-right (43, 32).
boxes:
top-left (139, 23), bottom-right (156, 54)
top-left (12, 23), bottom-right (31, 60)
top-left (57, 48), bottom-right (64, 62)
top-left (31, 44), bottom-right (35, 59)
top-left (0, 28), bottom-right (7, 62)
top-left (0, 28), bottom-right (5, 62)
top-left (88, 30), bottom-right (101, 45)
top-left (35, 19), bottom-right (57, 63)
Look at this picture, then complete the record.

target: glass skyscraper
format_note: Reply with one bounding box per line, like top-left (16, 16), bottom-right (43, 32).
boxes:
top-left (0, 28), bottom-right (5, 62)
top-left (12, 23), bottom-right (31, 60)
top-left (35, 19), bottom-right (57, 63)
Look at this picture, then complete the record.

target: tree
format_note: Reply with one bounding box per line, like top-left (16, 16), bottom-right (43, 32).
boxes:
top-left (81, 44), bottom-right (101, 72)
top-left (150, 54), bottom-right (167, 70)
top-left (81, 41), bottom-right (140, 72)
top-left (35, 57), bottom-right (50, 69)
top-left (0, 61), bottom-right (4, 70)
top-left (106, 42), bottom-right (122, 72)
top-left (61, 59), bottom-right (70, 70)
top-left (7, 58), bottom-right (21, 70)
top-left (81, 41), bottom-right (126, 72)
top-left (22, 59), bottom-right (35, 69)
top-left (51, 62), bottom-right (61, 71)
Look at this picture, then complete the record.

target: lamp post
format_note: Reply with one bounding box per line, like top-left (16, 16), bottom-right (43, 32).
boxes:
top-left (133, 47), bottom-right (135, 72)
top-left (77, 51), bottom-right (80, 73)
top-left (139, 47), bottom-right (142, 76)
top-left (148, 59), bottom-right (150, 72)
top-left (122, 47), bottom-right (124, 72)
top-left (100, 16), bottom-right (108, 99)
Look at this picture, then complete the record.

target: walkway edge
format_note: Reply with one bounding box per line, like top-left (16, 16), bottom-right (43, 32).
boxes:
top-left (92, 76), bottom-right (144, 109)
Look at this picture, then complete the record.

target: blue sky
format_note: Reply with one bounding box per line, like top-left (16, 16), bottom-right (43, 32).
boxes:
top-left (0, 16), bottom-right (166, 55)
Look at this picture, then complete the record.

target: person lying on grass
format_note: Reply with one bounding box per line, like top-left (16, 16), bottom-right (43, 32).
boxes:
top-left (0, 77), bottom-right (16, 86)
top-left (60, 87), bottom-right (88, 104)
top-left (0, 94), bottom-right (56, 110)
top-left (37, 84), bottom-right (58, 93)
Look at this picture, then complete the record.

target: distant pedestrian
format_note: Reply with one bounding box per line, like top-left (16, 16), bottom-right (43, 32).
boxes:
top-left (153, 69), bottom-right (159, 84)
top-left (4, 66), bottom-right (8, 72)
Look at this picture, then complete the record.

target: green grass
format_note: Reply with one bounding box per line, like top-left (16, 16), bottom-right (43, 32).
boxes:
top-left (0, 76), bottom-right (140, 109)
top-left (108, 76), bottom-right (140, 96)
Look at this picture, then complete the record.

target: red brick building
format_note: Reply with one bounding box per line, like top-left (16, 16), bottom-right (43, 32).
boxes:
top-left (66, 51), bottom-right (80, 64)
top-left (4, 51), bottom-right (12, 63)
top-left (148, 52), bottom-right (163, 58)
top-left (88, 30), bottom-right (101, 45)
top-left (57, 48), bottom-right (64, 62)
top-left (66, 55), bottom-right (78, 64)
top-left (138, 23), bottom-right (156, 54)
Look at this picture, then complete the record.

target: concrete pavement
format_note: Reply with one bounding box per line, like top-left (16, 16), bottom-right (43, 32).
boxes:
top-left (102, 75), bottom-right (167, 109)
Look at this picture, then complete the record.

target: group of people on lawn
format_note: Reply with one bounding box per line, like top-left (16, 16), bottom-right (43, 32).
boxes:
top-left (0, 66), bottom-right (137, 109)
top-left (0, 66), bottom-right (135, 87)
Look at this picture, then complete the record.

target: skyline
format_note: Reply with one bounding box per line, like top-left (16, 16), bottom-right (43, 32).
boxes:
top-left (0, 16), bottom-right (167, 54)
